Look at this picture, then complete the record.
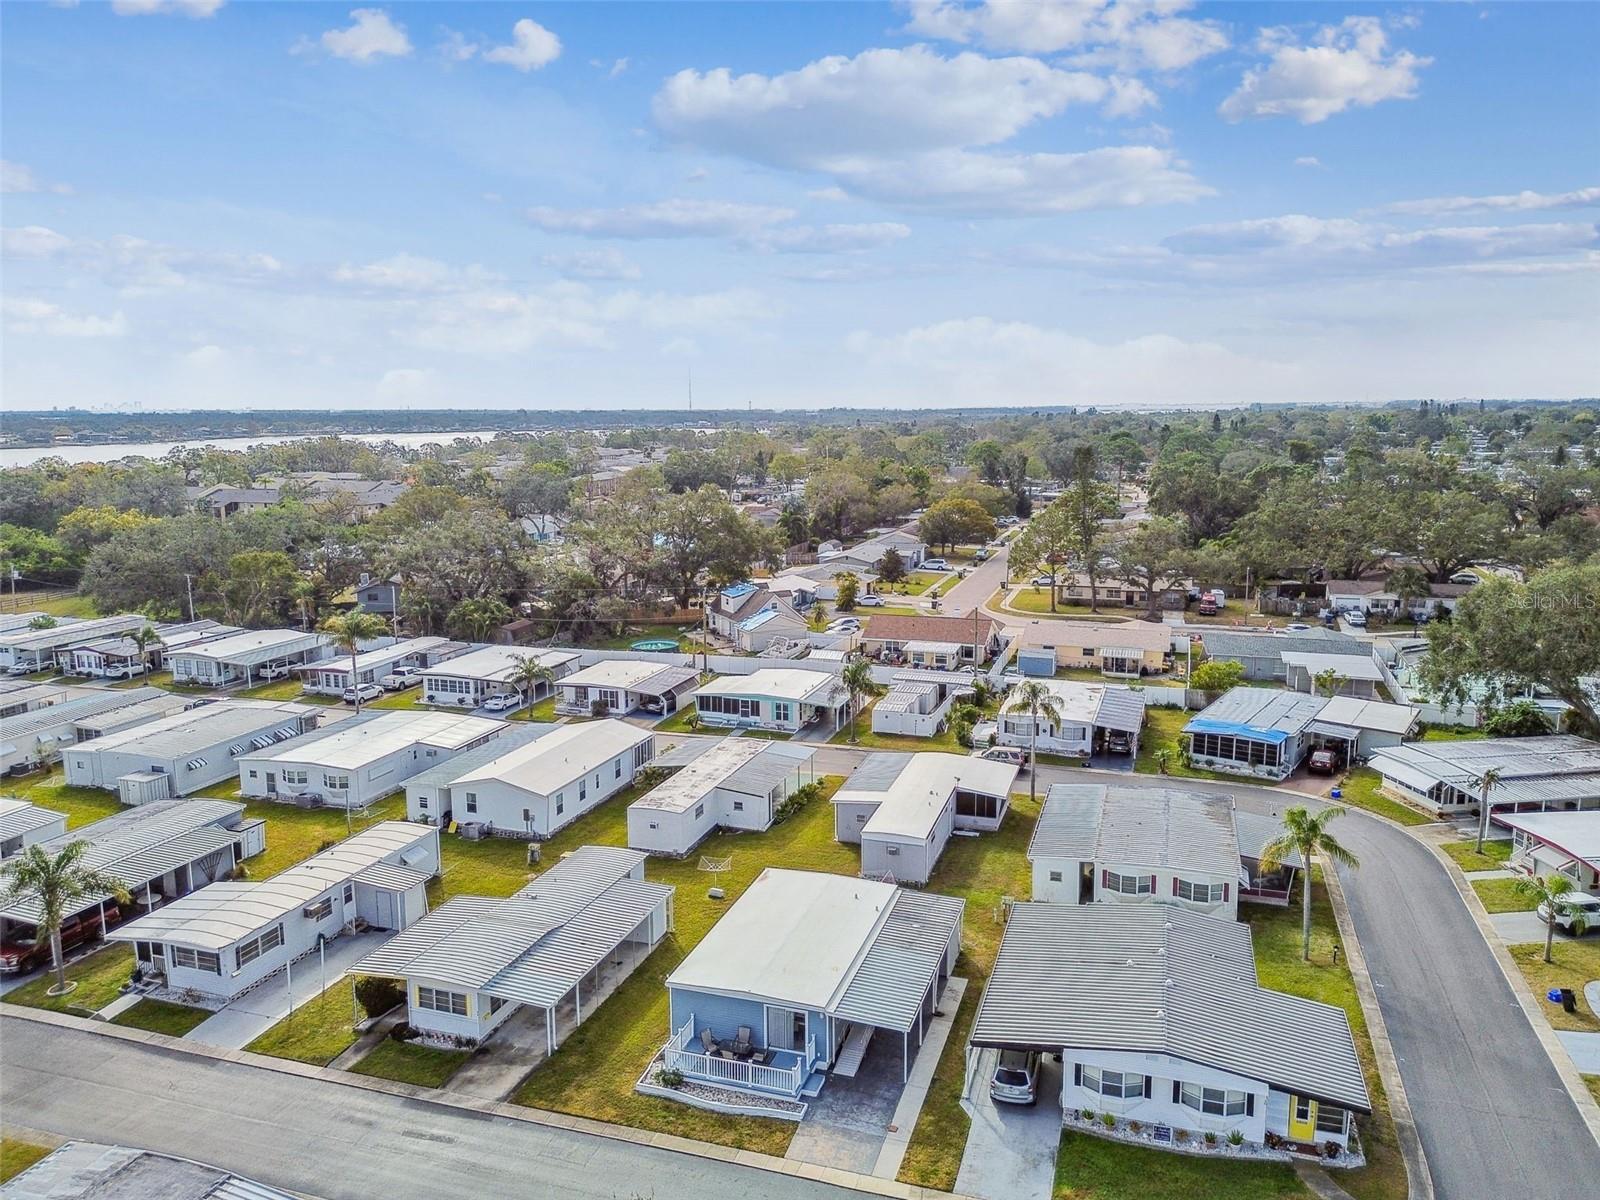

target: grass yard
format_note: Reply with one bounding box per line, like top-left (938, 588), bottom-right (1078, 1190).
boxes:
top-left (1507, 940), bottom-right (1600, 1032)
top-left (237, 677), bottom-right (312, 701)
top-left (245, 978), bottom-right (364, 1064)
top-left (522, 694), bottom-right (558, 721)
top-left (591, 623), bottom-right (693, 651)
top-left (1585, 1076), bottom-right (1600, 1106)
top-left (7, 768), bottom-right (124, 828)
top-left (998, 588), bottom-right (1131, 620)
top-left (1332, 769), bottom-right (1434, 828)
top-left (1419, 726), bottom-right (1485, 742)
top-left (1470, 877), bottom-right (1537, 913)
top-left (110, 998), bottom-right (211, 1036)
top-left (830, 697), bottom-right (999, 753)
top-left (1246, 874), bottom-right (1406, 1200)
top-left (15, 593), bottom-right (99, 619)
top-left (350, 1038), bottom-right (470, 1087)
top-left (0, 1139), bottom-right (54, 1185)
top-left (895, 985), bottom-right (978, 1190)
top-left (1132, 709), bottom-right (1240, 783)
top-left (367, 688), bottom-right (429, 711)
top-left (738, 727), bottom-right (794, 741)
top-left (1052, 1130), bottom-right (1308, 1200)
top-left (2, 943), bottom-right (133, 1016)
top-left (1439, 839), bottom-right (1513, 872)
top-left (877, 570), bottom-right (943, 597)
top-left (650, 705), bottom-right (704, 734)
top-left (112, 669), bottom-right (174, 690)
top-left (240, 793), bottom-right (407, 879)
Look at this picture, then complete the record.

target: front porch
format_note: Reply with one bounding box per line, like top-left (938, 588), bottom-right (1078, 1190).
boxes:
top-left (660, 1013), bottom-right (824, 1099)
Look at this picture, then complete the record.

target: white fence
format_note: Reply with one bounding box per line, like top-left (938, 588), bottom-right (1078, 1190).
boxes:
top-left (662, 1015), bottom-right (805, 1096)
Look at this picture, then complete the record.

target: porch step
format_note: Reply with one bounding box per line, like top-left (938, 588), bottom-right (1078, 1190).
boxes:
top-left (832, 1023), bottom-right (873, 1078)
top-left (799, 1071), bottom-right (827, 1098)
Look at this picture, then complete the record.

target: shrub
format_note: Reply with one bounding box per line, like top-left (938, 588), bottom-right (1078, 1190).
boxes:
top-left (1174, 1128), bottom-right (1190, 1144)
top-left (590, 698), bottom-right (610, 718)
top-left (354, 976), bottom-right (405, 1020)
top-left (1263, 1131), bottom-right (1283, 1149)
top-left (317, 838), bottom-right (338, 853)
top-left (389, 1023), bottom-right (418, 1042)
top-left (1323, 1140), bottom-right (1341, 1159)
top-left (633, 765), bottom-right (669, 790)
top-left (1128, 1121), bottom-right (1142, 1134)
top-left (774, 780), bottom-right (823, 825)
top-left (1100, 1112), bottom-right (1116, 1129)
top-left (1228, 1130), bottom-right (1245, 1147)
top-left (656, 1067), bottom-right (685, 1088)
top-left (230, 862), bottom-right (250, 880)
top-left (1080, 1109), bottom-right (1096, 1123)
top-left (1203, 1131), bottom-right (1218, 1146)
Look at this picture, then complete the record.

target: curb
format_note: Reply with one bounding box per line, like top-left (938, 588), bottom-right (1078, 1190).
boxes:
top-left (0, 1005), bottom-right (979, 1200)
top-left (1321, 852), bottom-right (1434, 1200)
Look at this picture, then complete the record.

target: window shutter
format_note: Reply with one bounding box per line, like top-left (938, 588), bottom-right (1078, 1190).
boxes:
top-left (1073, 1063), bottom-right (1082, 1087)
top-left (1172, 877), bottom-right (1179, 896)
top-left (1143, 1075), bottom-right (1152, 1099)
top-left (1246, 1094), bottom-right (1255, 1117)
top-left (1172, 1080), bottom-right (1181, 1103)
top-left (1223, 883), bottom-right (1230, 901)
top-left (1101, 869), bottom-right (1109, 888)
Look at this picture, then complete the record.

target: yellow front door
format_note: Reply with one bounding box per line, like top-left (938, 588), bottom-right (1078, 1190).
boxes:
top-left (1288, 1095), bottom-right (1317, 1141)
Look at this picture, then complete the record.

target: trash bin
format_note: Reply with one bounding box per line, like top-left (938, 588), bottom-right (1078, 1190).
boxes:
top-left (1560, 988), bottom-right (1578, 1014)
top-left (1331, 787), bottom-right (1343, 800)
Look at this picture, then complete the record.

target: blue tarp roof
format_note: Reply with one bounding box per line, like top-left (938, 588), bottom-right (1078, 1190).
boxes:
top-left (739, 608), bottom-right (781, 630)
top-left (1183, 717), bottom-right (1290, 745)
top-left (721, 582), bottom-right (757, 600)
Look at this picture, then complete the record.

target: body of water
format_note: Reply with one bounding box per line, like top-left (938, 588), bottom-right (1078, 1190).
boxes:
top-left (0, 429), bottom-right (516, 468)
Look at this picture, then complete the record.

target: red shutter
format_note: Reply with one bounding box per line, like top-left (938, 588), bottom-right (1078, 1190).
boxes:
top-left (1101, 869), bottom-right (1110, 888)
top-left (1223, 883), bottom-right (1230, 902)
top-left (1172, 877), bottom-right (1179, 896)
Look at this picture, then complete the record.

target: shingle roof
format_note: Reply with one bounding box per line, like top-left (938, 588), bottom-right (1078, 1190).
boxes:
top-left (862, 614), bottom-right (997, 645)
top-left (1197, 629), bottom-right (1364, 662)
top-left (971, 903), bottom-right (1371, 1112)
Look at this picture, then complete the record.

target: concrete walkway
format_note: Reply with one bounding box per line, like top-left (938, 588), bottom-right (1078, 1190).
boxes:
top-left (873, 977), bottom-right (967, 1180)
top-left (1557, 1031), bottom-right (1600, 1074)
top-left (185, 931), bottom-right (386, 1050)
top-left (954, 1049), bottom-right (1061, 1200)
top-left (1489, 910), bottom-right (1561, 944)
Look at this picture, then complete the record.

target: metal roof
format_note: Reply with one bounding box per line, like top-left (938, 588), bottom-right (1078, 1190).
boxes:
top-left (560, 659), bottom-right (688, 691)
top-left (971, 903), bottom-right (1371, 1112)
top-left (420, 645), bottom-right (578, 684)
top-left (999, 680), bottom-right (1146, 735)
top-left (167, 628), bottom-right (330, 666)
top-left (874, 682), bottom-right (939, 715)
top-left (448, 720), bottom-right (652, 794)
top-left (0, 1141), bottom-right (300, 1200)
top-left (1307, 696), bottom-right (1417, 736)
top-left (1198, 629), bottom-right (1364, 662)
top-left (0, 797), bottom-right (66, 844)
top-left (296, 637), bottom-right (450, 677)
top-left (71, 700), bottom-right (317, 758)
top-left (357, 861), bottom-right (432, 891)
top-left (1369, 735), bottom-right (1600, 805)
top-left (1185, 688), bottom-right (1326, 739)
top-left (1, 687), bottom-right (169, 742)
top-left (1028, 784), bottom-right (1240, 876)
top-left (0, 614), bottom-right (146, 653)
top-left (1231, 810), bottom-right (1303, 868)
top-left (404, 723), bottom-right (554, 790)
top-left (239, 710), bottom-right (503, 770)
top-left (694, 668), bottom-right (840, 704)
top-left (1278, 652), bottom-right (1384, 682)
top-left (631, 739), bottom-right (814, 813)
top-left (834, 752), bottom-right (1019, 841)
top-left (831, 888), bottom-right (964, 1032)
top-left (1496, 811), bottom-right (1600, 867)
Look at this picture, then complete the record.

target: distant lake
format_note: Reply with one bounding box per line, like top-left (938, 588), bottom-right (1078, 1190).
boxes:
top-left (0, 429), bottom-right (516, 468)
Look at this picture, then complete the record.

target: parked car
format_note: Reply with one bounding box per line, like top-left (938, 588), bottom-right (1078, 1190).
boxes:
top-left (921, 558), bottom-right (949, 571)
top-left (380, 666), bottom-right (420, 691)
top-left (0, 906), bottom-right (118, 974)
top-left (1343, 610), bottom-right (1368, 628)
top-left (1031, 575), bottom-right (1055, 587)
top-left (1538, 893), bottom-right (1600, 934)
top-left (102, 662), bottom-right (148, 679)
top-left (973, 548), bottom-right (990, 562)
top-left (1307, 748), bottom-right (1340, 775)
top-left (342, 683), bottom-right (383, 704)
top-left (828, 618), bottom-right (862, 632)
top-left (855, 594), bottom-right (886, 607)
top-left (1284, 623), bottom-right (1311, 632)
top-left (1105, 731), bottom-right (1133, 755)
top-left (258, 662), bottom-right (294, 681)
top-left (7, 663), bottom-right (37, 676)
top-left (481, 692), bottom-right (522, 712)
top-left (971, 746), bottom-right (1027, 770)
top-left (1407, 608), bottom-right (1432, 624)
top-left (990, 1048), bottom-right (1041, 1105)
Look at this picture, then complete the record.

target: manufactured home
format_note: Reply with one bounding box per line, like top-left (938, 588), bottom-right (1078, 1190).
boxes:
top-left (627, 738), bottom-right (816, 856)
top-left (0, 614), bottom-right (148, 675)
top-left (555, 659), bottom-right (700, 718)
top-left (1011, 619), bottom-right (1173, 679)
top-left (1369, 735), bottom-right (1600, 818)
top-left (419, 645), bottom-right (579, 709)
top-left (0, 797), bottom-right (67, 858)
top-left (167, 628), bottom-right (332, 688)
top-left (996, 680), bottom-right (1147, 759)
top-left (0, 686), bottom-right (181, 776)
top-left (299, 636), bottom-right (460, 695)
top-left (691, 668), bottom-right (848, 735)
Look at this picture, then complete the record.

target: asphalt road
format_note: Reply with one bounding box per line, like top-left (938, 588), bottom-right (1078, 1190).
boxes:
top-left (0, 1017), bottom-right (862, 1200)
top-left (939, 543), bottom-right (1011, 617)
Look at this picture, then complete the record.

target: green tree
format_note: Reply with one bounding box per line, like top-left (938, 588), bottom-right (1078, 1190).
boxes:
top-left (1009, 504), bottom-right (1074, 612)
top-left (446, 597), bottom-right (513, 643)
top-left (222, 550), bottom-right (299, 627)
top-left (1481, 699), bottom-right (1554, 738)
top-left (318, 610), bottom-right (391, 714)
top-left (1060, 446), bottom-right (1118, 613)
top-left (965, 439), bottom-right (1006, 483)
top-left (657, 486), bottom-right (772, 609)
top-left (1514, 873), bottom-right (1590, 964)
top-left (834, 656), bottom-right (883, 744)
top-left (56, 506), bottom-right (154, 556)
top-left (919, 497), bottom-right (996, 555)
top-left (1260, 806), bottom-right (1359, 960)
top-left (1312, 667), bottom-right (1348, 698)
top-left (1473, 768), bottom-right (1502, 855)
top-left (876, 548), bottom-right (907, 589)
top-left (1010, 680), bottom-right (1063, 801)
top-left (1101, 432), bottom-right (1146, 499)
top-left (1107, 516), bottom-right (1187, 617)
top-left (1190, 659), bottom-right (1244, 695)
top-left (1386, 565), bottom-right (1432, 619)
top-left (507, 654), bottom-right (557, 710)
top-left (129, 624), bottom-right (161, 678)
top-left (833, 571), bottom-right (860, 612)
top-left (0, 842), bottom-right (130, 997)
top-left (1408, 490), bottom-right (1506, 582)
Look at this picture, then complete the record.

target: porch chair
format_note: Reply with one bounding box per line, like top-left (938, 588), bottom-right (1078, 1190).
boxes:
top-left (700, 1028), bottom-right (728, 1058)
top-left (731, 1026), bottom-right (753, 1058)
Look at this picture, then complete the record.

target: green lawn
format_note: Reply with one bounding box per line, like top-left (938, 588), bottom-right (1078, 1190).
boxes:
top-left (932, 574), bottom-right (963, 598)
top-left (1419, 726), bottom-right (1485, 742)
top-left (15, 593), bottom-right (99, 618)
top-left (368, 688), bottom-right (429, 711)
top-left (1471, 877), bottom-right (1537, 913)
top-left (2, 943), bottom-right (133, 1016)
top-left (998, 588), bottom-right (1132, 619)
top-left (7, 769), bottom-right (124, 828)
top-left (1585, 1075), bottom-right (1600, 1106)
top-left (0, 1139), bottom-right (55, 1184)
top-left (1131, 709), bottom-right (1240, 782)
top-left (110, 998), bottom-right (211, 1036)
top-left (591, 622), bottom-right (694, 651)
top-left (1053, 1130), bottom-right (1308, 1200)
top-left (877, 571), bottom-right (943, 597)
top-left (350, 1038), bottom-right (471, 1087)
top-left (237, 677), bottom-right (313, 701)
top-left (896, 986), bottom-right (978, 1190)
top-left (240, 793), bottom-right (408, 879)
top-left (1331, 769), bottom-right (1434, 828)
top-left (245, 979), bottom-right (364, 1064)
top-left (829, 697), bottom-right (997, 753)
top-left (112, 668), bottom-right (174, 689)
top-left (525, 695), bottom-right (559, 722)
top-left (1507, 940), bottom-right (1600, 1032)
top-left (1440, 839), bottom-right (1512, 872)
top-left (1246, 874), bottom-right (1406, 1200)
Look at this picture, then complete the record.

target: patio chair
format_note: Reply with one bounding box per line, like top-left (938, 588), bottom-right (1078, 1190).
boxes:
top-left (731, 1026), bottom-right (753, 1058)
top-left (700, 1028), bottom-right (727, 1058)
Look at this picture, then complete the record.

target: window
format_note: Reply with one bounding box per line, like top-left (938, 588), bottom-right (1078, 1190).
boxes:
top-left (489, 995), bottom-right (507, 1014)
top-left (554, 791), bottom-right (565, 815)
top-left (305, 896), bottom-right (333, 921)
top-left (579, 778), bottom-right (587, 802)
top-left (632, 741), bottom-right (653, 769)
top-left (416, 987), bottom-right (468, 1017)
top-left (732, 801), bottom-right (744, 812)
top-left (1104, 870), bottom-right (1154, 895)
top-left (1048, 870), bottom-right (1064, 883)
top-left (773, 701), bottom-right (793, 724)
top-left (235, 924), bottom-right (284, 969)
top-left (323, 773), bottom-right (350, 791)
top-left (343, 883), bottom-right (354, 905)
top-left (1180, 1084), bottom-right (1249, 1117)
top-left (465, 792), bottom-right (478, 815)
top-left (1295, 1096), bottom-right (1312, 1123)
top-left (694, 803), bottom-right (705, 819)
top-left (885, 845), bottom-right (901, 856)
top-left (281, 769), bottom-right (308, 787)
top-left (170, 946), bottom-right (221, 974)
top-left (1176, 878), bottom-right (1226, 903)
top-left (248, 770), bottom-right (258, 780)
top-left (1080, 1067), bottom-right (1146, 1098)
top-left (614, 757), bottom-right (623, 779)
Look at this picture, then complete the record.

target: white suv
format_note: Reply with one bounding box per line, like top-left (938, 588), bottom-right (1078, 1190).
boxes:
top-left (1539, 892), bottom-right (1600, 934)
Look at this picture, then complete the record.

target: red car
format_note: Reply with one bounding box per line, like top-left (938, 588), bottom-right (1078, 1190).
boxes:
top-left (0, 906), bottom-right (117, 974)
top-left (1307, 749), bottom-right (1339, 775)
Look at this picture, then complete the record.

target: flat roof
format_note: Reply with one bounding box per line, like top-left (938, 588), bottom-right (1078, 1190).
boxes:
top-left (631, 739), bottom-right (814, 813)
top-left (404, 722), bottom-right (556, 790)
top-left (1197, 628), bottom-right (1365, 661)
top-left (241, 710), bottom-right (504, 770)
top-left (70, 692), bottom-right (193, 733)
top-left (420, 645), bottom-right (579, 684)
top-left (1185, 688), bottom-right (1326, 741)
top-left (448, 719), bottom-right (652, 793)
top-left (0, 797), bottom-right (66, 844)
top-left (561, 659), bottom-right (698, 694)
top-left (71, 700), bottom-right (317, 758)
top-left (0, 614), bottom-right (146, 653)
top-left (1309, 696), bottom-right (1418, 736)
top-left (999, 679), bottom-right (1147, 734)
top-left (1495, 811), bottom-right (1600, 867)
top-left (694, 668), bottom-right (840, 704)
top-left (1369, 735), bottom-right (1600, 805)
top-left (108, 821), bottom-right (434, 951)
top-left (2, 1141), bottom-right (298, 1200)
top-left (971, 903), bottom-right (1371, 1112)
top-left (167, 627), bottom-right (330, 666)
top-left (1028, 784), bottom-right (1239, 876)
top-left (834, 752), bottom-right (1018, 840)
top-left (1279, 652), bottom-right (1384, 681)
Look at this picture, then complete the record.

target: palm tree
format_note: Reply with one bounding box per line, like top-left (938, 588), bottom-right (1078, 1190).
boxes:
top-left (0, 843), bottom-right (131, 997)
top-left (1474, 767), bottom-right (1502, 854)
top-left (834, 656), bottom-right (882, 744)
top-left (1011, 680), bottom-right (1063, 801)
top-left (317, 610), bottom-right (389, 714)
top-left (806, 604), bottom-right (831, 634)
top-left (507, 654), bottom-right (557, 717)
top-left (1515, 872), bottom-right (1590, 964)
top-left (128, 624), bottom-right (161, 679)
top-left (1261, 806), bottom-right (1360, 961)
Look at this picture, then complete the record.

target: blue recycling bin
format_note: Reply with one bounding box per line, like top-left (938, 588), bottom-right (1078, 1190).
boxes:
top-left (1331, 786), bottom-right (1342, 799)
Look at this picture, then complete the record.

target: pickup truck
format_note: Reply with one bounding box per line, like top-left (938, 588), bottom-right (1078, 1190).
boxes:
top-left (0, 906), bottom-right (119, 974)
top-left (381, 666), bottom-right (420, 690)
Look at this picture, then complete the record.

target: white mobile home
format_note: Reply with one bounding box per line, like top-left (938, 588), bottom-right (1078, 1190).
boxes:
top-left (355, 846), bottom-right (673, 1052)
top-left (108, 821), bottom-right (439, 1003)
top-left (238, 710), bottom-right (504, 808)
top-left (0, 797), bottom-right (67, 858)
top-left (627, 739), bottom-right (816, 856)
top-left (420, 645), bottom-right (579, 708)
top-left (64, 700), bottom-right (321, 802)
top-left (0, 614), bottom-right (147, 674)
top-left (0, 686), bottom-right (178, 775)
top-left (1500, 811), bottom-right (1600, 895)
top-left (404, 722), bottom-right (557, 824)
top-left (556, 659), bottom-right (700, 718)
top-left (299, 636), bottom-right (460, 695)
top-left (997, 680), bottom-right (1147, 758)
top-left (65, 620), bottom-right (239, 680)
top-left (870, 674), bottom-right (973, 739)
top-left (1369, 734), bottom-right (1600, 818)
top-left (831, 752), bottom-right (1018, 885)
top-left (691, 668), bottom-right (848, 735)
top-left (425, 719), bottom-right (655, 836)
top-left (168, 628), bottom-right (332, 688)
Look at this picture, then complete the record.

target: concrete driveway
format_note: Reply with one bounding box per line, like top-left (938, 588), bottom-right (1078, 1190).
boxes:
top-left (786, 1033), bottom-right (905, 1174)
top-left (955, 1048), bottom-right (1062, 1200)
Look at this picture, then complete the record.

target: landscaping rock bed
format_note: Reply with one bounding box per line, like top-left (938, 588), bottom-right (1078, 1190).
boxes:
top-left (634, 1051), bottom-right (806, 1120)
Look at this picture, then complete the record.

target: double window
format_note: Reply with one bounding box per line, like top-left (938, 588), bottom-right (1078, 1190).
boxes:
top-left (1104, 870), bottom-right (1154, 895)
top-left (323, 773), bottom-right (350, 791)
top-left (170, 946), bottom-right (221, 974)
top-left (1080, 1066), bottom-right (1146, 1098)
top-left (1176, 878), bottom-right (1226, 903)
top-left (1180, 1083), bottom-right (1249, 1117)
top-left (281, 769), bottom-right (308, 787)
top-left (416, 987), bottom-right (468, 1017)
top-left (773, 701), bottom-right (793, 724)
top-left (235, 924), bottom-right (284, 969)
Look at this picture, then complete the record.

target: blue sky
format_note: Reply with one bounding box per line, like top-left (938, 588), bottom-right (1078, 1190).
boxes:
top-left (3, 0), bottom-right (1596, 411)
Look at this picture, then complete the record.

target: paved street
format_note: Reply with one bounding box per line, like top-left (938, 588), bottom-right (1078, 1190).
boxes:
top-left (940, 543), bottom-right (1011, 617)
top-left (0, 1016), bottom-right (862, 1200)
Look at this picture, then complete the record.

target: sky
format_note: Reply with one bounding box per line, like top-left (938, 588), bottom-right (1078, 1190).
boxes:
top-left (1, 0), bottom-right (1597, 413)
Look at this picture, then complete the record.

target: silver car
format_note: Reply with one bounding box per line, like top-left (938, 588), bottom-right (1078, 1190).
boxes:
top-left (990, 1049), bottom-right (1040, 1105)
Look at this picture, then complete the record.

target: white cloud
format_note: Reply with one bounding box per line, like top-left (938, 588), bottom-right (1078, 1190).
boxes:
top-left (1221, 17), bottom-right (1430, 124)
top-left (526, 199), bottom-right (796, 239)
top-left (110, 0), bottom-right (223, 16)
top-left (314, 9), bottom-right (412, 63)
top-left (542, 247), bottom-right (643, 281)
top-left (3, 297), bottom-right (128, 338)
top-left (1, 160), bottom-right (73, 195)
top-left (483, 18), bottom-right (561, 71)
top-left (753, 223), bottom-right (911, 253)
top-left (652, 45), bottom-right (1203, 215)
top-left (1, 225), bottom-right (73, 258)
top-left (1380, 186), bottom-right (1600, 216)
top-left (1294, 155), bottom-right (1323, 168)
top-left (438, 30), bottom-right (480, 62)
top-left (376, 367), bottom-right (439, 401)
top-left (902, 1), bottom-right (1228, 71)
top-left (330, 253), bottom-right (496, 294)
top-left (808, 187), bottom-right (850, 202)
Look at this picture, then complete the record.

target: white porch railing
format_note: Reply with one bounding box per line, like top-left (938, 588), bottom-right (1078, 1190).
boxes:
top-left (662, 1015), bottom-right (807, 1096)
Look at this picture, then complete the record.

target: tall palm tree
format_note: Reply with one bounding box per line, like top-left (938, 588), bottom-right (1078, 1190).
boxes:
top-left (128, 624), bottom-right (161, 679)
top-left (1261, 805), bottom-right (1360, 960)
top-left (317, 610), bottom-right (389, 714)
top-left (834, 656), bottom-right (882, 743)
top-left (0, 843), bottom-right (130, 997)
top-left (1474, 767), bottom-right (1503, 854)
top-left (507, 654), bottom-right (557, 717)
top-left (1011, 680), bottom-right (1063, 801)
top-left (1514, 872), bottom-right (1589, 964)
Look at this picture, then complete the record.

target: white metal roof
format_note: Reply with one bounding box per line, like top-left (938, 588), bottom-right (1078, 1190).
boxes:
top-left (108, 821), bottom-right (435, 951)
top-left (0, 797), bottom-right (66, 844)
top-left (1369, 735), bottom-right (1600, 805)
top-left (999, 679), bottom-right (1147, 734)
top-left (70, 700), bottom-right (316, 757)
top-left (904, 640), bottom-right (963, 655)
top-left (694, 668), bottom-right (840, 704)
top-left (830, 889), bottom-right (964, 1033)
top-left (0, 614), bottom-right (146, 653)
top-left (631, 739), bottom-right (814, 813)
top-left (835, 752), bottom-right (1018, 841)
top-left (298, 636), bottom-right (450, 676)
top-left (1496, 811), bottom-right (1600, 867)
top-left (559, 658), bottom-right (697, 693)
top-left (1028, 784), bottom-right (1240, 876)
top-left (420, 645), bottom-right (578, 684)
top-left (1279, 652), bottom-right (1385, 682)
top-left (167, 628), bottom-right (330, 666)
top-left (239, 710), bottom-right (503, 770)
top-left (1309, 696), bottom-right (1418, 735)
top-left (447, 719), bottom-right (652, 794)
top-left (971, 903), bottom-right (1371, 1112)
top-left (0, 687), bottom-right (170, 742)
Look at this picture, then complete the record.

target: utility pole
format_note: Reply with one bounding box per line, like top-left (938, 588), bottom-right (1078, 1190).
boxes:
top-left (183, 572), bottom-right (196, 623)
